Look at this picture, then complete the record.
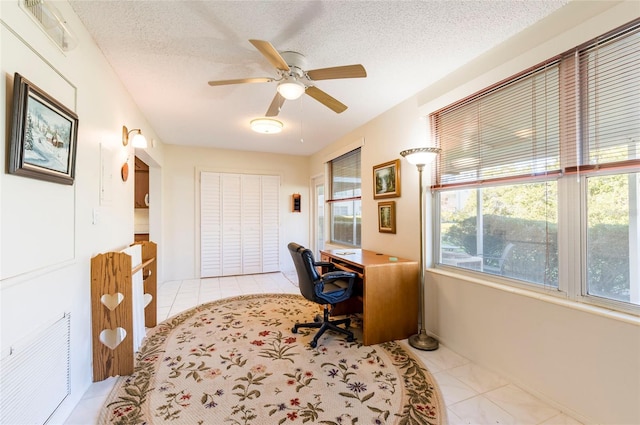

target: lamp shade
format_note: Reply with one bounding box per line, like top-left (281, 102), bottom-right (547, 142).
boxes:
top-left (277, 80), bottom-right (305, 100)
top-left (250, 118), bottom-right (283, 134)
top-left (131, 130), bottom-right (148, 148)
top-left (400, 147), bottom-right (440, 166)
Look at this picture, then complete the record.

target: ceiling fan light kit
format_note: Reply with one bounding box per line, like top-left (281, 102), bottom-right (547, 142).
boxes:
top-left (208, 39), bottom-right (367, 118)
top-left (250, 118), bottom-right (283, 134)
top-left (277, 79), bottom-right (305, 100)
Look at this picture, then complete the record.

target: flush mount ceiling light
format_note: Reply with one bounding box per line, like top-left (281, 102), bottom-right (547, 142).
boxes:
top-left (276, 78), bottom-right (305, 100)
top-left (122, 125), bottom-right (148, 148)
top-left (250, 118), bottom-right (283, 134)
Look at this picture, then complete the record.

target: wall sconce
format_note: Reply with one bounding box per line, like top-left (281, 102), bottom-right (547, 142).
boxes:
top-left (122, 125), bottom-right (148, 148)
top-left (250, 118), bottom-right (283, 134)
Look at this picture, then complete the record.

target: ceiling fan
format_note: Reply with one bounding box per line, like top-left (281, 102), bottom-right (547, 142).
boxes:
top-left (208, 39), bottom-right (367, 117)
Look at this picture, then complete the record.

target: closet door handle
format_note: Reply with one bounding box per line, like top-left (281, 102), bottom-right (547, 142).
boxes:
top-left (144, 193), bottom-right (149, 206)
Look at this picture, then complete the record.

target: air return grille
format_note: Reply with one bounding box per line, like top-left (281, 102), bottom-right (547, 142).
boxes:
top-left (23, 0), bottom-right (77, 51)
top-left (0, 313), bottom-right (71, 424)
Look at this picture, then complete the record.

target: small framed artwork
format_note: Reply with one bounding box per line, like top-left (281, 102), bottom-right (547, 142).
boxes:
top-left (373, 159), bottom-right (400, 199)
top-left (9, 73), bottom-right (78, 185)
top-left (378, 201), bottom-right (396, 233)
top-left (292, 193), bottom-right (301, 212)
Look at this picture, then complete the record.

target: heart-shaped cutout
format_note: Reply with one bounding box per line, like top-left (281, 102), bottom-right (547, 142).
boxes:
top-left (99, 328), bottom-right (127, 350)
top-left (101, 293), bottom-right (125, 311)
top-left (143, 293), bottom-right (153, 307)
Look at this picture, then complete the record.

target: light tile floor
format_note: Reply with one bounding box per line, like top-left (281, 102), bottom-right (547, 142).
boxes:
top-left (65, 272), bottom-right (583, 425)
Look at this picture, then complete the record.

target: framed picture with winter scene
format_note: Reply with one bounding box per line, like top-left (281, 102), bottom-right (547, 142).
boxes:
top-left (9, 73), bottom-right (78, 185)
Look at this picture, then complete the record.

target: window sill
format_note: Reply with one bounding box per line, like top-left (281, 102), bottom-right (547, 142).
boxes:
top-left (428, 267), bottom-right (640, 326)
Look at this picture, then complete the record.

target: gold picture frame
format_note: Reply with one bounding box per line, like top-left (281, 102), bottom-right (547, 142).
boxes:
top-left (373, 159), bottom-right (400, 199)
top-left (378, 201), bottom-right (396, 233)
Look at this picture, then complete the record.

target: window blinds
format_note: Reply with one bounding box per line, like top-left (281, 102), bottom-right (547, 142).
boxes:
top-left (432, 61), bottom-right (561, 189)
top-left (432, 19), bottom-right (640, 187)
top-left (328, 148), bottom-right (361, 201)
top-left (575, 22), bottom-right (640, 172)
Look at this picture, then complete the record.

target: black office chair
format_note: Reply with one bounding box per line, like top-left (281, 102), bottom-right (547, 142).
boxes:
top-left (287, 242), bottom-right (357, 348)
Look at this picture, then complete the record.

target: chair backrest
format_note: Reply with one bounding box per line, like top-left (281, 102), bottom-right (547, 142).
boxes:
top-left (287, 242), bottom-right (321, 302)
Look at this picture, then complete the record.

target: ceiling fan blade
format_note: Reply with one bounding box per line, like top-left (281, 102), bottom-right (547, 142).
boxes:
top-left (249, 39), bottom-right (290, 72)
top-left (266, 93), bottom-right (286, 117)
top-left (208, 77), bottom-right (273, 86)
top-left (307, 64), bottom-right (367, 81)
top-left (305, 86), bottom-right (348, 114)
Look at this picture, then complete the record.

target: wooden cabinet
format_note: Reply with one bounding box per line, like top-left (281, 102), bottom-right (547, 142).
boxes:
top-left (134, 157), bottom-right (149, 208)
top-left (134, 233), bottom-right (149, 242)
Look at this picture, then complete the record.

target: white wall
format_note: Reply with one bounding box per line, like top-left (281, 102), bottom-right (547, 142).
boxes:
top-left (310, 2), bottom-right (640, 424)
top-left (0, 2), bottom-right (164, 422)
top-left (3, 0), bottom-right (638, 423)
top-left (309, 98), bottom-right (432, 262)
top-left (430, 271), bottom-right (640, 425)
top-left (161, 144), bottom-right (311, 281)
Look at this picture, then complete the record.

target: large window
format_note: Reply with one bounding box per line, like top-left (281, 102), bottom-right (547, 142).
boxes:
top-left (328, 148), bottom-right (361, 247)
top-left (440, 182), bottom-right (558, 286)
top-left (433, 20), bottom-right (640, 312)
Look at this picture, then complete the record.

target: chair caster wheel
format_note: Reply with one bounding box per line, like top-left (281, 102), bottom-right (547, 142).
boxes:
top-left (346, 336), bottom-right (355, 343)
top-left (310, 340), bottom-right (317, 348)
top-left (292, 327), bottom-right (298, 334)
top-left (313, 314), bottom-right (321, 323)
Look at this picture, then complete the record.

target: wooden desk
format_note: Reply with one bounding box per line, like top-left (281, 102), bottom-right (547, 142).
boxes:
top-left (320, 249), bottom-right (419, 346)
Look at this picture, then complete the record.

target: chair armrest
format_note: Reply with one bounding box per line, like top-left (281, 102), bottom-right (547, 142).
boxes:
top-left (314, 261), bottom-right (340, 273)
top-left (315, 270), bottom-right (357, 300)
top-left (323, 270), bottom-right (357, 281)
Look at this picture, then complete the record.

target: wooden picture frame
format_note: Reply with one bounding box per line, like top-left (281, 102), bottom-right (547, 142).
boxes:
top-left (9, 73), bottom-right (78, 185)
top-left (378, 201), bottom-right (396, 233)
top-left (292, 193), bottom-right (301, 212)
top-left (373, 159), bottom-right (400, 199)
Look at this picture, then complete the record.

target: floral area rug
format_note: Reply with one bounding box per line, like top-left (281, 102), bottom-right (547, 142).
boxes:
top-left (99, 293), bottom-right (444, 424)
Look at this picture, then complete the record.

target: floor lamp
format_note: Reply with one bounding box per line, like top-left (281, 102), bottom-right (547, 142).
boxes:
top-left (400, 147), bottom-right (440, 351)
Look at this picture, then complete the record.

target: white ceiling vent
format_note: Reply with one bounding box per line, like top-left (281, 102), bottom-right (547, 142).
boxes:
top-left (22, 0), bottom-right (77, 52)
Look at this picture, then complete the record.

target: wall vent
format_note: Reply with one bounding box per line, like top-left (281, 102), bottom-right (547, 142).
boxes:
top-left (22, 0), bottom-right (77, 51)
top-left (0, 313), bottom-right (71, 424)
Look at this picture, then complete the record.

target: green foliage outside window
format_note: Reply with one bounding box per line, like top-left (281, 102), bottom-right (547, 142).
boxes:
top-left (441, 175), bottom-right (634, 303)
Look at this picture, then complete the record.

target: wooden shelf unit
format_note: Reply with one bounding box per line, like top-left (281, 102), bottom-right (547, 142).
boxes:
top-left (90, 241), bottom-right (157, 382)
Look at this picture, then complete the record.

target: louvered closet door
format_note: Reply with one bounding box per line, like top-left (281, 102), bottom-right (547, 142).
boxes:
top-left (221, 174), bottom-right (242, 276)
top-left (241, 175), bottom-right (262, 274)
top-left (200, 172), bottom-right (280, 277)
top-left (200, 172), bottom-right (222, 277)
top-left (261, 175), bottom-right (280, 272)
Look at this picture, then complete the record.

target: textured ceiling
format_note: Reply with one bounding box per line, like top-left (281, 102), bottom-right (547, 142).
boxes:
top-left (69, 0), bottom-right (569, 156)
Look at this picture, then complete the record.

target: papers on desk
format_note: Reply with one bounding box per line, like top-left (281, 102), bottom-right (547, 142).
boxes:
top-left (336, 251), bottom-right (355, 255)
